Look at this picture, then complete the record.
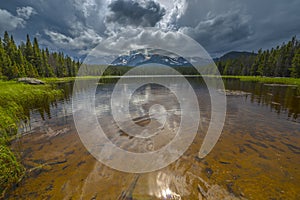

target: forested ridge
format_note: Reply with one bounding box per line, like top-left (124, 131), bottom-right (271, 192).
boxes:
top-left (217, 36), bottom-right (300, 78)
top-left (0, 31), bottom-right (80, 79)
top-left (1, 31), bottom-right (300, 79)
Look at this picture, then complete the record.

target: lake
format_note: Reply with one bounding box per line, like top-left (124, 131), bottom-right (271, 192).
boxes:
top-left (9, 77), bottom-right (300, 199)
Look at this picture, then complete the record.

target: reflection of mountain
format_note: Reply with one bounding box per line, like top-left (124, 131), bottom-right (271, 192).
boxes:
top-left (111, 52), bottom-right (193, 67)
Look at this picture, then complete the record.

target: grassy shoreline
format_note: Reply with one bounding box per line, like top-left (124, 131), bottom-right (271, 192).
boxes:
top-left (41, 75), bottom-right (300, 86)
top-left (0, 80), bottom-right (63, 197)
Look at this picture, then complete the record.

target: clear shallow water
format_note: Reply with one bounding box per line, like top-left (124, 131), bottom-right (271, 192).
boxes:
top-left (9, 78), bottom-right (300, 199)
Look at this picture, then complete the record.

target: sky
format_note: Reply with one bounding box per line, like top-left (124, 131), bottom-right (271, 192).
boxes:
top-left (1, 0), bottom-right (300, 58)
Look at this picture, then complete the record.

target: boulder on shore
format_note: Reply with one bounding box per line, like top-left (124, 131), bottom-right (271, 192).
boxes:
top-left (18, 78), bottom-right (45, 85)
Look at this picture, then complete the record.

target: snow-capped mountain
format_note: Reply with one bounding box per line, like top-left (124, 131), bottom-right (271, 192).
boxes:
top-left (110, 52), bottom-right (192, 67)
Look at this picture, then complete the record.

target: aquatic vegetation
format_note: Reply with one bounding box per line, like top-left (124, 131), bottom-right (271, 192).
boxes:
top-left (0, 142), bottom-right (24, 197)
top-left (0, 80), bottom-right (63, 196)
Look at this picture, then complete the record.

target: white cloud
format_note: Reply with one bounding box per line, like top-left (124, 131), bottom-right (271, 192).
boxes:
top-left (3, 0), bottom-right (300, 57)
top-left (0, 8), bottom-right (25, 32)
top-left (16, 6), bottom-right (37, 19)
top-left (74, 0), bottom-right (98, 18)
top-left (82, 27), bottom-right (211, 61)
top-left (44, 23), bottom-right (102, 50)
top-left (158, 0), bottom-right (188, 30)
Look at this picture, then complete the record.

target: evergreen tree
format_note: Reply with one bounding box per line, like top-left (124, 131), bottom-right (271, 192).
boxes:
top-left (25, 34), bottom-right (34, 64)
top-left (217, 36), bottom-right (300, 77)
top-left (250, 49), bottom-right (262, 76)
top-left (33, 37), bottom-right (44, 76)
top-left (2, 31), bottom-right (10, 51)
top-left (16, 49), bottom-right (26, 77)
top-left (12, 62), bottom-right (20, 78)
top-left (0, 32), bottom-right (80, 79)
top-left (41, 49), bottom-right (54, 77)
top-left (291, 48), bottom-right (300, 78)
top-left (1, 31), bottom-right (297, 79)
top-left (0, 38), bottom-right (3, 76)
top-left (0, 37), bottom-right (13, 79)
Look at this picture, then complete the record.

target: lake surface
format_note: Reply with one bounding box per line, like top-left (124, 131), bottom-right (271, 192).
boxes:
top-left (9, 78), bottom-right (300, 199)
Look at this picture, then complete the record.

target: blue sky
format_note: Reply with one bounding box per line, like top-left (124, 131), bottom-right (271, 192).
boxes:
top-left (1, 0), bottom-right (300, 58)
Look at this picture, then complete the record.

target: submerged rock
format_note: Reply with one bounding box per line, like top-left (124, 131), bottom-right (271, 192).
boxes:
top-left (264, 83), bottom-right (297, 87)
top-left (18, 77), bottom-right (45, 85)
top-left (205, 167), bottom-right (214, 178)
top-left (217, 89), bottom-right (251, 96)
top-left (219, 160), bottom-right (231, 165)
top-left (271, 101), bottom-right (281, 106)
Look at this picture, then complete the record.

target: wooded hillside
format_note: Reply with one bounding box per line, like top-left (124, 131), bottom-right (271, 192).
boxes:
top-left (0, 31), bottom-right (80, 79)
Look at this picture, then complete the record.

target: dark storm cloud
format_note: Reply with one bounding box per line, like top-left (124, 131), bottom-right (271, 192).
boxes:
top-left (238, 0), bottom-right (300, 53)
top-left (0, 0), bottom-right (106, 55)
top-left (0, 0), bottom-right (300, 57)
top-left (179, 10), bottom-right (253, 54)
top-left (106, 0), bottom-right (166, 27)
top-left (173, 0), bottom-right (300, 56)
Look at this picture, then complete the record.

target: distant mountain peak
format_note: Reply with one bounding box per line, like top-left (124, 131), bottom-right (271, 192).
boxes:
top-left (110, 53), bottom-right (192, 67)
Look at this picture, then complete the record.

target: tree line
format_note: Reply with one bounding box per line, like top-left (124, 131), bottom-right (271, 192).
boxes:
top-left (0, 31), bottom-right (80, 79)
top-left (217, 36), bottom-right (300, 78)
top-left (1, 31), bottom-right (300, 79)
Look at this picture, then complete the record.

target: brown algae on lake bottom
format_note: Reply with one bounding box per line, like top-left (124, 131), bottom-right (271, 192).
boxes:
top-left (9, 111), bottom-right (300, 199)
top-left (7, 79), bottom-right (300, 199)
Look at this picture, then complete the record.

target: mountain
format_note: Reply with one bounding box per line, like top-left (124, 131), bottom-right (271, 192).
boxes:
top-left (214, 51), bottom-right (257, 62)
top-left (110, 51), bottom-right (257, 67)
top-left (110, 52), bottom-right (192, 67)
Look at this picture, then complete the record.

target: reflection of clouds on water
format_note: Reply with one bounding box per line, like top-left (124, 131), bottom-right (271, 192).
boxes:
top-left (14, 78), bottom-right (300, 199)
top-left (72, 75), bottom-right (201, 172)
top-left (95, 82), bottom-right (183, 152)
top-left (148, 172), bottom-right (184, 200)
top-left (109, 81), bottom-right (183, 138)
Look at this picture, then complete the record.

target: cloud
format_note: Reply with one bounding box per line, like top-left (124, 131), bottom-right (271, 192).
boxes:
top-left (16, 6), bottom-right (37, 19)
top-left (82, 27), bottom-right (211, 62)
top-left (44, 22), bottom-right (102, 51)
top-left (0, 8), bottom-right (25, 32)
top-left (0, 0), bottom-right (106, 54)
top-left (2, 0), bottom-right (300, 58)
top-left (158, 0), bottom-right (187, 30)
top-left (236, 0), bottom-right (300, 52)
top-left (179, 10), bottom-right (253, 53)
top-left (105, 0), bottom-right (166, 27)
top-left (74, 0), bottom-right (104, 19)
top-left (0, 6), bottom-right (37, 33)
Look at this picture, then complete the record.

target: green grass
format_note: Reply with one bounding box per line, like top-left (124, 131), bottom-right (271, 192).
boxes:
top-left (42, 75), bottom-right (300, 86)
top-left (221, 76), bottom-right (300, 86)
top-left (0, 141), bottom-right (24, 197)
top-left (40, 77), bottom-right (78, 83)
top-left (0, 80), bottom-right (63, 196)
top-left (42, 75), bottom-right (130, 82)
top-left (41, 76), bottom-right (110, 83)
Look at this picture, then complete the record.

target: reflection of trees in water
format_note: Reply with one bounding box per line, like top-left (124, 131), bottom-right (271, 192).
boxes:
top-left (34, 82), bottom-right (74, 121)
top-left (224, 79), bottom-right (299, 121)
top-left (35, 78), bottom-right (299, 123)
